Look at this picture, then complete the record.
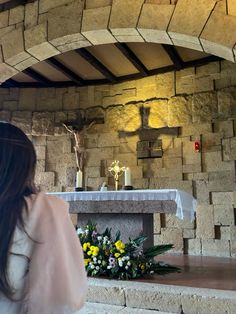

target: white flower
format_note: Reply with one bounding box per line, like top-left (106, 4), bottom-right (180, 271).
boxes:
top-left (127, 261), bottom-right (131, 266)
top-left (90, 265), bottom-right (95, 269)
top-left (150, 271), bottom-right (154, 274)
top-left (125, 256), bottom-right (130, 260)
top-left (107, 265), bottom-right (112, 269)
top-left (125, 266), bottom-right (129, 270)
top-left (93, 257), bottom-right (97, 262)
top-left (76, 228), bottom-right (83, 235)
top-left (97, 236), bottom-right (102, 241)
top-left (96, 266), bottom-right (100, 270)
top-left (118, 260), bottom-right (123, 267)
top-left (107, 241), bottom-right (111, 245)
top-left (97, 260), bottom-right (101, 264)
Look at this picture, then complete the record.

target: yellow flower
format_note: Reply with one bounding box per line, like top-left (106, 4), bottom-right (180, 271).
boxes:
top-left (84, 258), bottom-right (91, 266)
top-left (114, 253), bottom-right (120, 258)
top-left (90, 245), bottom-right (99, 257)
top-left (120, 249), bottom-right (125, 254)
top-left (82, 242), bottom-right (91, 252)
top-left (87, 250), bottom-right (92, 256)
top-left (115, 240), bottom-right (125, 252)
top-left (140, 264), bottom-right (145, 270)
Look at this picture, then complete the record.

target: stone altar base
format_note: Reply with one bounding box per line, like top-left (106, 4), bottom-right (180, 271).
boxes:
top-left (77, 213), bottom-right (153, 247)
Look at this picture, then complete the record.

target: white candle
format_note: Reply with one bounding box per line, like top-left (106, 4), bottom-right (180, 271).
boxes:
top-left (124, 167), bottom-right (131, 186)
top-left (76, 170), bottom-right (83, 188)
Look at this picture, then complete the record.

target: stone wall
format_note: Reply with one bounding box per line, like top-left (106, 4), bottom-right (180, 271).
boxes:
top-left (1, 60), bottom-right (236, 257)
top-left (0, 0), bottom-right (236, 85)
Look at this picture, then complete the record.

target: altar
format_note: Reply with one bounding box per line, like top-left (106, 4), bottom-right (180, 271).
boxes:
top-left (51, 189), bottom-right (197, 247)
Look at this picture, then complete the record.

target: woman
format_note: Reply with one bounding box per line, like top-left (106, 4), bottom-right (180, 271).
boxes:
top-left (0, 122), bottom-right (87, 313)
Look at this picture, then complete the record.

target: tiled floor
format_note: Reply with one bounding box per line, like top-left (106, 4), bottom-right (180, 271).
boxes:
top-left (137, 254), bottom-right (236, 291)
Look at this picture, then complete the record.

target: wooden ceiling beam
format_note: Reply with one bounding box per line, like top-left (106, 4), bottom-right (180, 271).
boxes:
top-left (75, 48), bottom-right (118, 83)
top-left (114, 43), bottom-right (149, 77)
top-left (162, 44), bottom-right (184, 70)
top-left (183, 55), bottom-right (221, 68)
top-left (0, 0), bottom-right (36, 12)
top-left (46, 57), bottom-right (85, 86)
top-left (23, 68), bottom-right (52, 85)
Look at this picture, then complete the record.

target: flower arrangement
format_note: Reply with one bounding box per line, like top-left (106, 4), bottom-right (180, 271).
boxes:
top-left (77, 222), bottom-right (180, 279)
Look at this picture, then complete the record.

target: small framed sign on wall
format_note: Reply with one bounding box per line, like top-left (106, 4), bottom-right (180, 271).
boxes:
top-left (137, 139), bottom-right (162, 159)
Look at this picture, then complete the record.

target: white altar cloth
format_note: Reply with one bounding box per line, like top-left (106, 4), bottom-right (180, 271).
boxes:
top-left (50, 189), bottom-right (197, 221)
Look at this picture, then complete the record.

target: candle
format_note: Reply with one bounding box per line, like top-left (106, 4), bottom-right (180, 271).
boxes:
top-left (76, 170), bottom-right (83, 188)
top-left (124, 167), bottom-right (131, 186)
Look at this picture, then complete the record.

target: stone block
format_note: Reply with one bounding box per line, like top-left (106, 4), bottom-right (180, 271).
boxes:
top-left (196, 62), bottom-right (220, 78)
top-left (183, 141), bottom-right (201, 166)
top-left (192, 92), bottom-right (217, 123)
top-left (231, 240), bottom-right (236, 257)
top-left (176, 71), bottom-right (195, 95)
top-left (131, 178), bottom-right (149, 189)
top-left (38, 172), bottom-right (55, 190)
top-left (194, 76), bottom-right (214, 93)
top-left (153, 213), bottom-right (161, 234)
top-left (168, 96), bottom-right (192, 127)
top-left (188, 238), bottom-right (201, 255)
top-left (9, 5), bottom-right (24, 25)
top-left (86, 166), bottom-right (101, 178)
top-left (214, 205), bottom-right (234, 226)
top-left (2, 101), bottom-right (17, 111)
top-left (121, 104), bottom-right (142, 132)
top-left (109, 0), bottom-right (144, 41)
top-left (168, 0), bottom-right (215, 51)
top-left (217, 88), bottom-right (236, 119)
top-left (202, 151), bottom-right (234, 173)
top-left (195, 180), bottom-right (210, 205)
top-left (24, 1), bottom-right (38, 29)
top-left (82, 6), bottom-right (116, 45)
top-left (66, 167), bottom-right (76, 186)
top-left (125, 285), bottom-right (182, 312)
top-left (36, 159), bottom-right (46, 173)
top-left (19, 88), bottom-right (37, 110)
top-left (200, 11), bottom-right (236, 62)
top-left (0, 60), bottom-right (18, 83)
top-left (228, 0), bottom-right (236, 16)
top-left (180, 123), bottom-right (212, 136)
top-left (25, 23), bottom-right (60, 61)
top-left (201, 239), bottom-right (230, 257)
top-left (196, 205), bottom-right (215, 239)
top-left (105, 105), bottom-right (123, 131)
top-left (165, 214), bottom-right (194, 230)
top-left (211, 191), bottom-right (234, 206)
top-left (183, 229), bottom-right (195, 239)
top-left (86, 147), bottom-right (114, 167)
top-left (220, 226), bottom-right (231, 240)
top-left (0, 11), bottom-right (8, 28)
top-left (144, 99), bottom-right (168, 129)
top-left (87, 282), bottom-right (125, 306)
top-left (39, 0), bottom-right (75, 14)
top-left (32, 136), bottom-right (47, 146)
top-left (32, 112), bottom-right (55, 136)
top-left (0, 110), bottom-right (11, 122)
top-left (85, 0), bottom-right (111, 9)
top-left (201, 133), bottom-right (222, 153)
top-left (97, 132), bottom-right (120, 147)
top-left (1, 27), bottom-right (33, 67)
top-left (63, 91), bottom-right (80, 110)
top-left (207, 170), bottom-right (236, 192)
top-left (138, 4), bottom-right (174, 44)
top-left (11, 111), bottom-right (32, 135)
top-left (48, 1), bottom-right (90, 49)
top-left (156, 72), bottom-right (175, 98)
top-left (35, 146), bottom-right (46, 160)
top-left (154, 227), bottom-right (183, 254)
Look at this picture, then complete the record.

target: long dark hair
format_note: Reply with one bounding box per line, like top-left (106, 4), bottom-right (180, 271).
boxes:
top-left (0, 122), bottom-right (37, 299)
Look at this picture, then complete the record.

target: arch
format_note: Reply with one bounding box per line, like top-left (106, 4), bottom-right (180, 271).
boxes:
top-left (0, 0), bottom-right (235, 84)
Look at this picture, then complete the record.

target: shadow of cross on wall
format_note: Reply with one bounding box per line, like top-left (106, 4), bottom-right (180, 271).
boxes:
top-left (119, 106), bottom-right (179, 159)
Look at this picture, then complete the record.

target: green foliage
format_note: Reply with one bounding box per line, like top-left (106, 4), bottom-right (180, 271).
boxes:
top-left (77, 222), bottom-right (180, 280)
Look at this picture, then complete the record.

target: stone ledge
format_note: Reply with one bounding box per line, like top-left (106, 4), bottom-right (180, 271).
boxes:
top-left (88, 278), bottom-right (236, 314)
top-left (85, 302), bottom-right (173, 313)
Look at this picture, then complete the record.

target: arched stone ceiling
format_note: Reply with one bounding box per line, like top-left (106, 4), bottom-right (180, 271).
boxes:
top-left (0, 0), bottom-right (235, 84)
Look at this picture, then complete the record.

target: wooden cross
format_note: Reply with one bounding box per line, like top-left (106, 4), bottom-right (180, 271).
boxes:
top-left (62, 117), bottom-right (104, 172)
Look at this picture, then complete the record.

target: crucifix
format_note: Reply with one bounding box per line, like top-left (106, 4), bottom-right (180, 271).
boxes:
top-left (62, 117), bottom-right (104, 189)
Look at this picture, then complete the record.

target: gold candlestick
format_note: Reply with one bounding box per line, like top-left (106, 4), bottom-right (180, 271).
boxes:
top-left (108, 160), bottom-right (126, 191)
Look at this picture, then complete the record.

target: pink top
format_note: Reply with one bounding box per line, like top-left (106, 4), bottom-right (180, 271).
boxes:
top-left (1, 192), bottom-right (87, 314)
